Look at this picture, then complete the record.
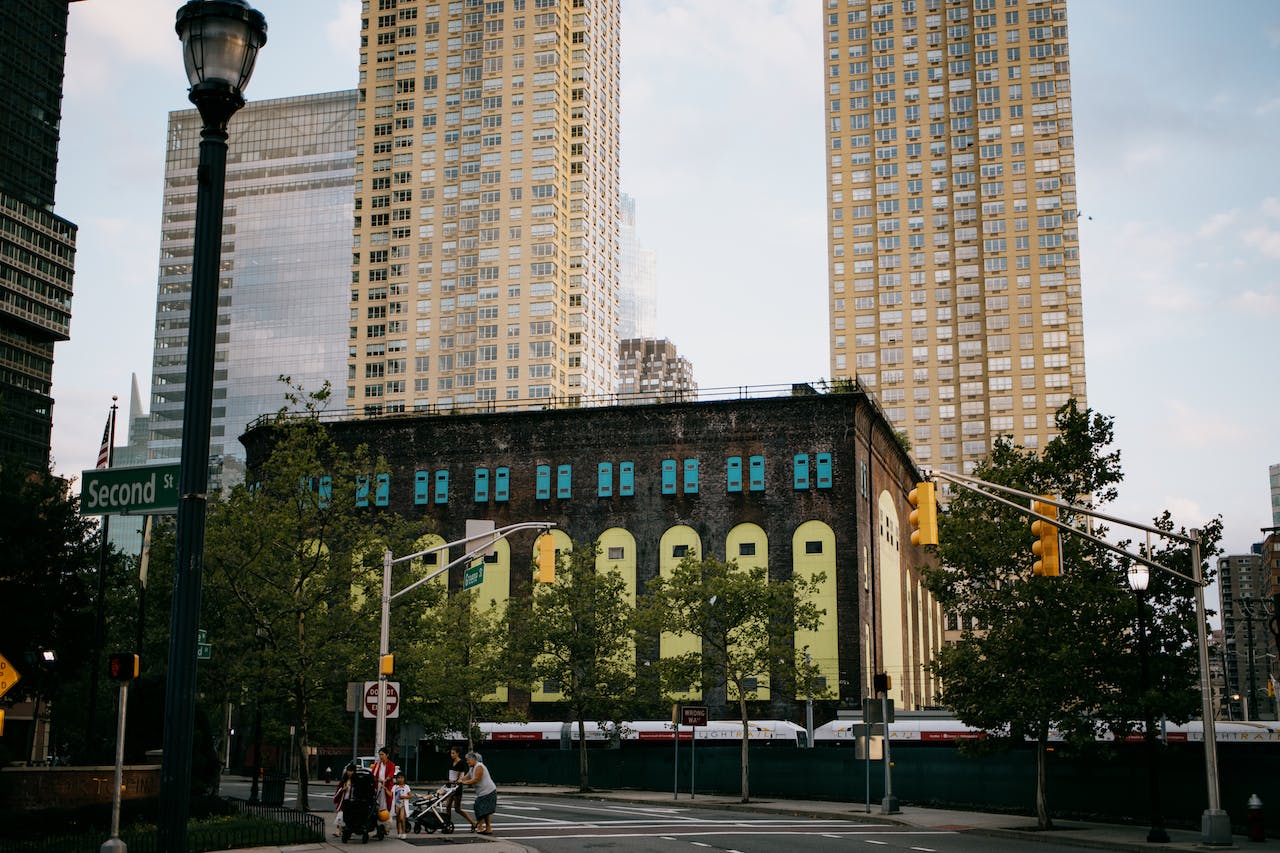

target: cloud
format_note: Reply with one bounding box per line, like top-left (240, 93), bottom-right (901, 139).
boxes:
top-left (327, 0), bottom-right (363, 56)
top-left (1229, 288), bottom-right (1280, 316)
top-left (1261, 197), bottom-right (1280, 219)
top-left (1163, 400), bottom-right (1250, 449)
top-left (1242, 225), bottom-right (1280, 258)
top-left (65, 0), bottom-right (177, 96)
top-left (1197, 210), bottom-right (1240, 238)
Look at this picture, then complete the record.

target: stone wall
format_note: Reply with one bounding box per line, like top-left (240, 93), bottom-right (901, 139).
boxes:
top-left (0, 765), bottom-right (160, 810)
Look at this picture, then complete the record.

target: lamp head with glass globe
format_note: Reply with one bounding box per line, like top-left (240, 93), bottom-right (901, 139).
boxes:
top-left (175, 0), bottom-right (267, 132)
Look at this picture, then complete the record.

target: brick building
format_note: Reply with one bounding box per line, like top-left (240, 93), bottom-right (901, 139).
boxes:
top-left (243, 386), bottom-right (941, 718)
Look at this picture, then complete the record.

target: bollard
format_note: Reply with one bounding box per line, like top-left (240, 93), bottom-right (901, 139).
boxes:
top-left (1247, 793), bottom-right (1265, 843)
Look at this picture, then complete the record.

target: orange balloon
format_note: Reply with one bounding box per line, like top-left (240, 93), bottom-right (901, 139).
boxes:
top-left (378, 809), bottom-right (390, 822)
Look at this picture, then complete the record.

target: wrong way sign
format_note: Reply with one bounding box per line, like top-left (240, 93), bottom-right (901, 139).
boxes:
top-left (362, 681), bottom-right (400, 719)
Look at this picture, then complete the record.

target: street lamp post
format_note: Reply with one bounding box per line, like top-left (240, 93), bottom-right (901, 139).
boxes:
top-left (1126, 564), bottom-right (1169, 844)
top-left (159, 3), bottom-right (265, 852)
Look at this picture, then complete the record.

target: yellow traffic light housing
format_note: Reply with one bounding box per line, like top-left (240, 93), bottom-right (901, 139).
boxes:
top-left (1031, 497), bottom-right (1061, 576)
top-left (908, 482), bottom-right (939, 546)
top-left (107, 653), bottom-right (140, 681)
top-left (535, 533), bottom-right (556, 583)
top-left (379, 653), bottom-right (394, 676)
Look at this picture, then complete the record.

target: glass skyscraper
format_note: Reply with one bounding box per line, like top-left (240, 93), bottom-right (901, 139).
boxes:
top-left (147, 91), bottom-right (357, 489)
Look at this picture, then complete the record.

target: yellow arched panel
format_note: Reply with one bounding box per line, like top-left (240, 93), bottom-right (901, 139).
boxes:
top-left (793, 521), bottom-right (838, 701)
top-left (726, 523), bottom-right (769, 700)
top-left (474, 537), bottom-right (510, 703)
top-left (877, 490), bottom-right (905, 707)
top-left (532, 528), bottom-right (573, 703)
top-left (660, 524), bottom-right (702, 701)
top-left (598, 527), bottom-right (637, 685)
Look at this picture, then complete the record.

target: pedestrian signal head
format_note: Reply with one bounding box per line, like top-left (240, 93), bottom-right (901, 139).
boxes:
top-left (108, 653), bottom-right (139, 681)
top-left (908, 482), bottom-right (939, 546)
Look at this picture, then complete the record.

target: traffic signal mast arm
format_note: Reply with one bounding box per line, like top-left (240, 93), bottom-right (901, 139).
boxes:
top-left (922, 466), bottom-right (1223, 827)
top-left (926, 468), bottom-right (1202, 586)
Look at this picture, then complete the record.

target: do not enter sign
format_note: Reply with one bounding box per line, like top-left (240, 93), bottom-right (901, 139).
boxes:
top-left (362, 681), bottom-right (400, 719)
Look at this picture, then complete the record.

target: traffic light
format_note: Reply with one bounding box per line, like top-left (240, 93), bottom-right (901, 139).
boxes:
top-left (535, 533), bottom-right (556, 583)
top-left (873, 672), bottom-right (893, 694)
top-left (1030, 497), bottom-right (1060, 577)
top-left (908, 482), bottom-right (939, 546)
top-left (107, 653), bottom-right (139, 681)
top-left (379, 653), bottom-right (394, 676)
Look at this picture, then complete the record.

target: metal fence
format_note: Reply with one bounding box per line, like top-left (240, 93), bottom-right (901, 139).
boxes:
top-left (0, 799), bottom-right (323, 853)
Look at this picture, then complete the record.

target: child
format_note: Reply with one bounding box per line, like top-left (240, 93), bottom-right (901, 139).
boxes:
top-left (391, 771), bottom-right (413, 839)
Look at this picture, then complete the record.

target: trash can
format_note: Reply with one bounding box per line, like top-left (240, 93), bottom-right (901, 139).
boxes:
top-left (261, 773), bottom-right (286, 807)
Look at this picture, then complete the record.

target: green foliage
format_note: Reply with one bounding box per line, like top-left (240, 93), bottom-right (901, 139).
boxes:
top-left (637, 553), bottom-right (825, 802)
top-left (404, 586), bottom-right (514, 749)
top-left (512, 541), bottom-right (636, 791)
top-left (921, 400), bottom-right (1211, 828)
top-left (201, 383), bottom-right (422, 809)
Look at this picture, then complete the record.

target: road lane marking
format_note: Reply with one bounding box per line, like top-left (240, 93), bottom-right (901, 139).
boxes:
top-left (910, 847), bottom-right (937, 852)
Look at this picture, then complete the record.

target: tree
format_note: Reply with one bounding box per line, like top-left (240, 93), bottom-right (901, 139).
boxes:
top-left (922, 401), bottom-right (1209, 829)
top-left (405, 585), bottom-right (514, 751)
top-left (202, 384), bottom-right (420, 809)
top-left (0, 459), bottom-right (102, 763)
top-left (513, 541), bottom-right (636, 791)
top-left (639, 553), bottom-right (825, 802)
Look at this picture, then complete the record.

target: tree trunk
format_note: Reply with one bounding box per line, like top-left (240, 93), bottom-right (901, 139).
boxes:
top-left (1035, 736), bottom-right (1052, 829)
top-left (296, 674), bottom-right (311, 811)
top-left (577, 716), bottom-right (589, 792)
top-left (739, 693), bottom-right (750, 803)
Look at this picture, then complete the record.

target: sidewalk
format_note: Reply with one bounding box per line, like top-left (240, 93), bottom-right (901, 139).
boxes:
top-left (221, 784), bottom-right (1278, 853)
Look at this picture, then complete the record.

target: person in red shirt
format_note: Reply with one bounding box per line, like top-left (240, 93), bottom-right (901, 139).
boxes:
top-left (371, 746), bottom-right (397, 829)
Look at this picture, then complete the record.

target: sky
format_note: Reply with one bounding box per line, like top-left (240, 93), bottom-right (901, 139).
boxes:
top-left (49, 1), bottom-right (1279, 564)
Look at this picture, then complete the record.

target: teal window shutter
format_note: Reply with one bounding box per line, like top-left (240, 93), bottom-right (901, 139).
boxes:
top-left (661, 459), bottom-right (677, 495)
top-left (749, 455), bottom-right (766, 491)
top-left (474, 467), bottom-right (490, 502)
top-left (816, 452), bottom-right (833, 489)
top-left (794, 454), bottom-right (811, 490)
top-left (319, 475), bottom-right (333, 508)
top-left (557, 464), bottom-right (572, 499)
top-left (597, 462), bottom-right (613, 497)
top-left (495, 467), bottom-right (510, 502)
top-left (683, 459), bottom-right (699, 494)
top-left (414, 470), bottom-right (430, 505)
top-left (536, 465), bottom-right (551, 500)
top-left (727, 456), bottom-right (743, 492)
top-left (375, 473), bottom-right (390, 507)
top-left (434, 470), bottom-right (449, 504)
top-left (356, 475), bottom-right (370, 507)
top-left (619, 461), bottom-right (635, 496)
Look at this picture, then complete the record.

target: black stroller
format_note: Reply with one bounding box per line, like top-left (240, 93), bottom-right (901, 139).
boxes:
top-left (409, 782), bottom-right (459, 834)
top-left (340, 769), bottom-right (388, 843)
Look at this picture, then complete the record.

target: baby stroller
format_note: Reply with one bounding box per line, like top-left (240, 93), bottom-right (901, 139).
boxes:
top-left (409, 782), bottom-right (459, 834)
top-left (341, 769), bottom-right (388, 843)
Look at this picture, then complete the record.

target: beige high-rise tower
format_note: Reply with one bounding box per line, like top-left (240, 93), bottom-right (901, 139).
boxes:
top-left (352, 0), bottom-right (620, 416)
top-left (824, 0), bottom-right (1086, 473)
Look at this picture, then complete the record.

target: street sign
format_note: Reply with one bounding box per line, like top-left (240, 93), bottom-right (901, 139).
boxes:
top-left (81, 464), bottom-right (180, 516)
top-left (362, 681), bottom-right (400, 719)
top-left (863, 698), bottom-right (895, 724)
top-left (197, 644), bottom-right (212, 661)
top-left (681, 705), bottom-right (709, 727)
top-left (0, 653), bottom-right (20, 700)
top-left (463, 560), bottom-right (485, 590)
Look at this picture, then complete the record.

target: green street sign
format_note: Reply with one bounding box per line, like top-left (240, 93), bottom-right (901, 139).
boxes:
top-left (463, 560), bottom-right (485, 591)
top-left (197, 643), bottom-right (212, 661)
top-left (197, 629), bottom-right (208, 644)
top-left (81, 464), bottom-right (180, 516)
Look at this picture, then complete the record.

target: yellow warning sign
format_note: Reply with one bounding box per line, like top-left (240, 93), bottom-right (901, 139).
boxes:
top-left (0, 653), bottom-right (21, 700)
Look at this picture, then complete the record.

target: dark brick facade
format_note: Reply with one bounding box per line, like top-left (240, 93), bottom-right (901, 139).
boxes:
top-left (242, 389), bottom-right (940, 717)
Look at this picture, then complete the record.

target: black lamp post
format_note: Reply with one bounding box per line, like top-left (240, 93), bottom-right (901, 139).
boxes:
top-left (159, 3), bottom-right (265, 851)
top-left (1127, 564), bottom-right (1170, 844)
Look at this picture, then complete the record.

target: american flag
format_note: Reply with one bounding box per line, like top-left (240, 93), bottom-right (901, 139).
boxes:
top-left (95, 413), bottom-right (112, 469)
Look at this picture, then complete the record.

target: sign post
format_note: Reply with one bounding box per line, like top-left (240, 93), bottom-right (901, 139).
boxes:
top-left (681, 706), bottom-right (708, 799)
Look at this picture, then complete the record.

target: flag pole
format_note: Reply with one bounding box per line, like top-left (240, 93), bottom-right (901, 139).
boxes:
top-left (85, 397), bottom-right (118, 763)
